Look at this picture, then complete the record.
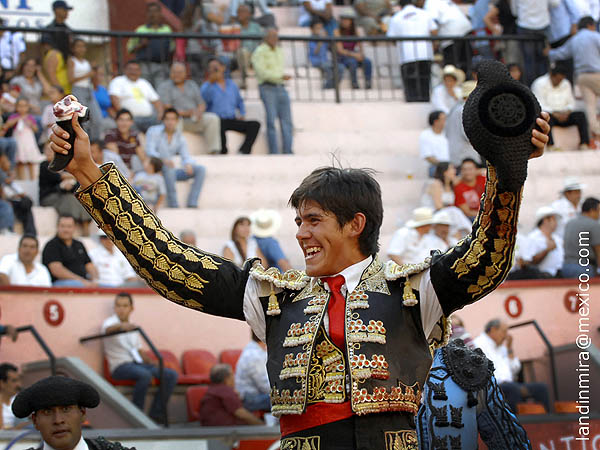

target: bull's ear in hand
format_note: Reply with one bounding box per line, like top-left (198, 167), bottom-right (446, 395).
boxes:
top-left (462, 60), bottom-right (542, 191)
top-left (49, 95), bottom-right (90, 173)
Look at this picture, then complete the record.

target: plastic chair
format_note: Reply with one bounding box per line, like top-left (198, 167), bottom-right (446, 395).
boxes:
top-left (517, 403), bottom-right (546, 415)
top-left (219, 349), bottom-right (243, 372)
top-left (186, 385), bottom-right (209, 422)
top-left (182, 349), bottom-right (218, 384)
top-left (148, 349), bottom-right (207, 385)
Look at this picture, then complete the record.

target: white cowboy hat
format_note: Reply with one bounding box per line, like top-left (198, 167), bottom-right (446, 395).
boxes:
top-left (432, 210), bottom-right (452, 226)
top-left (250, 209), bottom-right (282, 238)
top-left (406, 207), bottom-right (434, 228)
top-left (534, 206), bottom-right (560, 224)
top-left (442, 65), bottom-right (466, 85)
top-left (461, 80), bottom-right (477, 99)
top-left (561, 176), bottom-right (585, 192)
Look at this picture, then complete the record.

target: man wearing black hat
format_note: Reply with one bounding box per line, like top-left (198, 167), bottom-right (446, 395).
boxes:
top-left (41, 1), bottom-right (73, 60)
top-left (13, 376), bottom-right (133, 450)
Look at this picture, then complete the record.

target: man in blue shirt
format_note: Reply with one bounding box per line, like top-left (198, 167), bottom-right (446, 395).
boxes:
top-left (200, 58), bottom-right (261, 154)
top-left (145, 108), bottom-right (206, 208)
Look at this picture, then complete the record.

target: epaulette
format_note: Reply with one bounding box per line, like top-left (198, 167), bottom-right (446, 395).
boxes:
top-left (250, 264), bottom-right (310, 290)
top-left (384, 258), bottom-right (431, 306)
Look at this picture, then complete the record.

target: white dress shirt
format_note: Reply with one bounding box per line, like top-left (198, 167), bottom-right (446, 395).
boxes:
top-left (531, 74), bottom-right (576, 113)
top-left (89, 245), bottom-right (136, 287)
top-left (387, 5), bottom-right (438, 64)
top-left (520, 228), bottom-right (564, 276)
top-left (510, 0), bottom-right (560, 30)
top-left (243, 256), bottom-right (443, 344)
top-left (388, 227), bottom-right (435, 265)
top-left (108, 75), bottom-right (159, 117)
top-left (419, 127), bottom-right (450, 163)
top-left (43, 436), bottom-right (89, 450)
top-left (550, 196), bottom-right (580, 238)
top-left (430, 83), bottom-right (461, 114)
top-left (473, 332), bottom-right (521, 384)
top-left (0, 253), bottom-right (52, 287)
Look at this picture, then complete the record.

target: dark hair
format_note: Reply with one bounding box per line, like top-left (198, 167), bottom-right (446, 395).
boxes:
top-left (19, 234), bottom-right (38, 249)
top-left (149, 156), bottom-right (163, 172)
top-left (433, 162), bottom-right (453, 185)
top-left (209, 364), bottom-right (232, 384)
top-left (309, 18), bottom-right (322, 28)
top-left (115, 292), bottom-right (133, 306)
top-left (115, 108), bottom-right (133, 120)
top-left (578, 16), bottom-right (595, 30)
top-left (0, 363), bottom-right (18, 382)
top-left (428, 110), bottom-right (444, 126)
top-left (231, 217), bottom-right (251, 260)
top-left (51, 84), bottom-right (65, 95)
top-left (484, 318), bottom-right (501, 333)
top-left (506, 63), bottom-right (521, 73)
top-left (71, 38), bottom-right (85, 49)
top-left (550, 63), bottom-right (569, 77)
top-left (460, 158), bottom-right (477, 168)
top-left (207, 57), bottom-right (225, 67)
top-left (90, 139), bottom-right (104, 148)
top-left (399, 0), bottom-right (413, 6)
top-left (289, 166), bottom-right (383, 256)
top-left (147, 1), bottom-right (161, 10)
top-left (582, 197), bottom-right (600, 213)
top-left (339, 15), bottom-right (357, 36)
top-left (124, 60), bottom-right (141, 68)
top-left (57, 214), bottom-right (75, 224)
top-left (162, 107), bottom-right (179, 120)
top-left (17, 57), bottom-right (39, 76)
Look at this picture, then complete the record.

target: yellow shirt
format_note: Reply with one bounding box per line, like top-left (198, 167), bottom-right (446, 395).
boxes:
top-left (251, 43), bottom-right (285, 85)
top-left (44, 49), bottom-right (71, 94)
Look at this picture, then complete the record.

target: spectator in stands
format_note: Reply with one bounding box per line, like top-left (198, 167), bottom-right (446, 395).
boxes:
top-left (420, 209), bottom-right (455, 252)
top-left (0, 20), bottom-right (26, 80)
top-left (421, 162), bottom-right (456, 211)
top-left (235, 5), bottom-right (264, 89)
top-left (512, 0), bottom-right (558, 86)
top-left (235, 332), bottom-right (271, 412)
top-left (426, 0), bottom-right (473, 74)
top-left (108, 60), bottom-right (163, 133)
top-left (229, 0), bottom-right (275, 28)
top-left (551, 176), bottom-right (584, 237)
top-left (42, 214), bottom-right (99, 287)
top-left (430, 64), bottom-right (464, 114)
top-left (127, 2), bottom-right (173, 87)
top-left (250, 209), bottom-right (292, 271)
top-left (41, 1), bottom-right (72, 61)
top-left (2, 98), bottom-right (43, 180)
top-left (309, 20), bottom-right (344, 89)
top-left (252, 28), bottom-right (294, 155)
top-left (548, 16), bottom-right (600, 143)
top-left (0, 363), bottom-right (27, 430)
top-left (92, 65), bottom-right (116, 135)
top-left (0, 154), bottom-right (36, 235)
top-left (223, 216), bottom-right (266, 267)
top-left (298, 0), bottom-right (337, 36)
top-left (104, 109), bottom-right (146, 175)
top-left (474, 319), bottom-right (551, 413)
top-left (41, 85), bottom-right (65, 142)
top-left (89, 232), bottom-right (139, 287)
top-left (562, 197), bottom-right (600, 278)
top-left (0, 325), bottom-right (18, 343)
top-left (132, 157), bottom-right (166, 211)
top-left (548, 0), bottom-right (580, 84)
top-left (0, 120), bottom-right (17, 171)
top-left (335, 12), bottom-right (373, 90)
top-left (0, 197), bottom-right (14, 234)
top-left (448, 315), bottom-right (474, 347)
top-left (12, 376), bottom-right (134, 450)
top-left (198, 363), bottom-right (264, 425)
top-left (201, 58), bottom-right (260, 154)
top-left (519, 206), bottom-right (564, 278)
top-left (41, 41), bottom-right (70, 96)
top-left (0, 235), bottom-right (51, 287)
top-left (354, 0), bottom-right (392, 35)
top-left (102, 292), bottom-right (178, 421)
top-left (145, 108), bottom-right (207, 208)
top-left (507, 62), bottom-right (524, 83)
top-left (89, 139), bottom-right (130, 178)
top-left (11, 58), bottom-right (51, 117)
top-left (387, 207), bottom-right (434, 265)
top-left (180, 230), bottom-right (197, 246)
top-left (67, 39), bottom-right (103, 142)
top-left (0, 84), bottom-right (20, 116)
top-left (157, 62), bottom-right (221, 155)
top-left (445, 80), bottom-right (483, 169)
top-left (419, 110), bottom-right (449, 177)
top-left (39, 143), bottom-right (92, 235)
top-left (387, 0), bottom-right (438, 102)
top-left (454, 158), bottom-right (486, 222)
top-left (532, 63), bottom-right (591, 150)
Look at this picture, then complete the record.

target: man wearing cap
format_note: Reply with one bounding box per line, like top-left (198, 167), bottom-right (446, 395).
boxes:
top-left (519, 206), bottom-right (564, 278)
top-left (431, 65), bottom-right (464, 115)
top-left (12, 376), bottom-right (133, 450)
top-left (387, 207), bottom-right (434, 265)
top-left (562, 197), bottom-right (600, 278)
top-left (550, 176), bottom-right (584, 237)
top-left (531, 64), bottom-right (591, 150)
top-left (41, 1), bottom-right (73, 59)
top-left (48, 62), bottom-right (550, 448)
top-left (420, 210), bottom-right (455, 252)
top-left (250, 209), bottom-right (292, 272)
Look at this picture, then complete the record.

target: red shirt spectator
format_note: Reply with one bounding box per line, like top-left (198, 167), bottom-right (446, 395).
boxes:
top-left (454, 158), bottom-right (486, 221)
top-left (104, 109), bottom-right (146, 172)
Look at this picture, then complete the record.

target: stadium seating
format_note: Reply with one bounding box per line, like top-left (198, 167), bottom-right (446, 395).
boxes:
top-left (185, 385), bottom-right (209, 422)
top-left (219, 349), bottom-right (243, 372)
top-left (182, 349), bottom-right (218, 384)
top-left (148, 349), bottom-right (207, 384)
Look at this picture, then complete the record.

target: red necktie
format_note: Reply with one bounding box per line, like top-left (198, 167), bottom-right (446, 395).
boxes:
top-left (324, 275), bottom-right (346, 349)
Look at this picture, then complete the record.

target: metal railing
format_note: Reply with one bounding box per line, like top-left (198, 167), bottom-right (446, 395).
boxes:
top-left (0, 325), bottom-right (57, 376)
top-left (2, 25), bottom-right (545, 103)
top-left (79, 327), bottom-right (169, 427)
top-left (508, 319), bottom-right (558, 410)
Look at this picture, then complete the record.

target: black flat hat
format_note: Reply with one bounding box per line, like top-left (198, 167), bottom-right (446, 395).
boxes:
top-left (462, 60), bottom-right (541, 191)
top-left (12, 376), bottom-right (100, 418)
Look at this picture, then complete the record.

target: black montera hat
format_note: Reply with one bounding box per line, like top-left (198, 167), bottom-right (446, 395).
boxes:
top-left (12, 376), bottom-right (100, 418)
top-left (462, 60), bottom-right (541, 191)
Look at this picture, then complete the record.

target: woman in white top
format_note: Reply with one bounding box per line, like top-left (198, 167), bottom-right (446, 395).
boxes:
top-left (67, 38), bottom-right (103, 141)
top-left (223, 216), bottom-right (266, 267)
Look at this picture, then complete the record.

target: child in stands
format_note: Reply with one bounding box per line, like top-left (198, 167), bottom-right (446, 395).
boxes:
top-left (133, 156), bottom-right (166, 211)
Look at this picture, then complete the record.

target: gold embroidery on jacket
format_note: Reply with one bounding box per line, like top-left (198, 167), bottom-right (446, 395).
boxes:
top-left (281, 436), bottom-right (320, 450)
top-left (306, 327), bottom-right (346, 404)
top-left (384, 430), bottom-right (418, 450)
top-left (270, 388), bottom-right (305, 416)
top-left (351, 381), bottom-right (421, 416)
top-left (347, 319), bottom-right (386, 344)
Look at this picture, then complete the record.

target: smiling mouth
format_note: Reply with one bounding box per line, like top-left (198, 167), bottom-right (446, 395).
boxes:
top-left (304, 247), bottom-right (322, 260)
